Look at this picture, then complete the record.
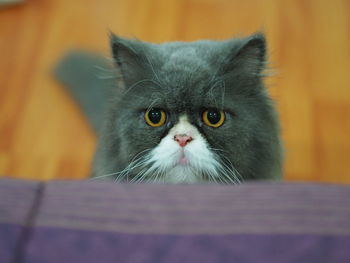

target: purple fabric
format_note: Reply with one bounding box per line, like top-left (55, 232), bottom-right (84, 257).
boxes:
top-left (0, 178), bottom-right (350, 263)
top-left (23, 228), bottom-right (350, 263)
top-left (0, 179), bottom-right (40, 263)
top-left (0, 224), bottom-right (23, 263)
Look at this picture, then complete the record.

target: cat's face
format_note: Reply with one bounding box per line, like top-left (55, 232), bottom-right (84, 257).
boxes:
top-left (92, 33), bottom-right (282, 183)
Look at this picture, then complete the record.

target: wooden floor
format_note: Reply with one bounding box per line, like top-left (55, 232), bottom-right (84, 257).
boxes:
top-left (0, 0), bottom-right (349, 183)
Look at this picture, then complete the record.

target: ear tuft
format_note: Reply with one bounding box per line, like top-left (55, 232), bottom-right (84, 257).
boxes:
top-left (109, 34), bottom-right (150, 86)
top-left (223, 32), bottom-right (267, 77)
top-left (110, 34), bottom-right (139, 68)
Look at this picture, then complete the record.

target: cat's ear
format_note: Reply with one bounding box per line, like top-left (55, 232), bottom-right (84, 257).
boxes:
top-left (110, 34), bottom-right (150, 87)
top-left (222, 33), bottom-right (267, 77)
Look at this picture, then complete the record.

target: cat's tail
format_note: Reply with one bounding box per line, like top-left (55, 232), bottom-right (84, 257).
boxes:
top-left (53, 50), bottom-right (116, 133)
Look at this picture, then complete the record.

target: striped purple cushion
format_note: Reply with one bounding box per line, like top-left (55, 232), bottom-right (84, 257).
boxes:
top-left (1, 178), bottom-right (349, 263)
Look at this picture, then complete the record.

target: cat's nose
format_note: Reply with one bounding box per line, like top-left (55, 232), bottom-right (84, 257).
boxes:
top-left (174, 134), bottom-right (193, 147)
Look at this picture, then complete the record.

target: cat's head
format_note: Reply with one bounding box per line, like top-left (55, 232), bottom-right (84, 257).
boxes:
top-left (93, 33), bottom-right (282, 183)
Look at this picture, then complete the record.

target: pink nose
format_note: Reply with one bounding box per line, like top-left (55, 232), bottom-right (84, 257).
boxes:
top-left (174, 134), bottom-right (193, 147)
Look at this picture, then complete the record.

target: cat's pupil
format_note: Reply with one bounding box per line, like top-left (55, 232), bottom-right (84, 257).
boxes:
top-left (207, 110), bottom-right (221, 124)
top-left (148, 109), bottom-right (162, 123)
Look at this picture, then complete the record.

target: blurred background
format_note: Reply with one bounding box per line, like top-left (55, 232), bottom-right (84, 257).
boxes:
top-left (0, 0), bottom-right (349, 183)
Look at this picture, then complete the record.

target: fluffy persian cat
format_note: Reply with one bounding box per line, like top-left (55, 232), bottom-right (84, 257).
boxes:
top-left (56, 33), bottom-right (283, 184)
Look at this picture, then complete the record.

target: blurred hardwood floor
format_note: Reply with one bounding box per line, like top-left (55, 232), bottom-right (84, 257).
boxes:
top-left (0, 0), bottom-right (349, 183)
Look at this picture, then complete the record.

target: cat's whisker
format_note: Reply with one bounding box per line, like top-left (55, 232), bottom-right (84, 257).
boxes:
top-left (94, 65), bottom-right (118, 72)
top-left (122, 79), bottom-right (159, 96)
top-left (153, 168), bottom-right (161, 183)
top-left (206, 79), bottom-right (225, 110)
top-left (142, 166), bottom-right (155, 182)
top-left (218, 158), bottom-right (240, 184)
top-left (117, 158), bottom-right (149, 182)
top-left (221, 155), bottom-right (243, 183)
top-left (213, 172), bottom-right (226, 184)
top-left (89, 172), bottom-right (119, 180)
top-left (220, 81), bottom-right (226, 110)
top-left (231, 166), bottom-right (243, 183)
top-left (204, 170), bottom-right (217, 184)
top-left (162, 169), bottom-right (166, 183)
top-left (91, 162), bottom-right (147, 181)
top-left (209, 148), bottom-right (243, 184)
top-left (221, 162), bottom-right (242, 184)
top-left (117, 158), bottom-right (144, 176)
top-left (135, 162), bottom-right (159, 183)
top-left (208, 147), bottom-right (228, 153)
top-left (130, 150), bottom-right (156, 181)
top-left (133, 168), bottom-right (149, 183)
top-left (129, 162), bottom-right (152, 183)
top-left (216, 165), bottom-right (236, 184)
top-left (146, 98), bottom-right (161, 113)
top-left (157, 166), bottom-right (165, 183)
top-left (102, 55), bottom-right (116, 62)
top-left (147, 166), bottom-right (161, 182)
top-left (128, 150), bottom-right (152, 166)
top-left (143, 53), bottom-right (163, 86)
top-left (111, 149), bottom-right (153, 182)
top-left (96, 74), bottom-right (119, 80)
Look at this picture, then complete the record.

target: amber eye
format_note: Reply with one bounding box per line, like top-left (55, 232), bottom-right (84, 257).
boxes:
top-left (144, 108), bottom-right (166, 127)
top-left (202, 109), bottom-right (225, 128)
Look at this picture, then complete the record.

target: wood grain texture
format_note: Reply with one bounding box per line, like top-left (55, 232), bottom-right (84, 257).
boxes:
top-left (0, 0), bottom-right (349, 183)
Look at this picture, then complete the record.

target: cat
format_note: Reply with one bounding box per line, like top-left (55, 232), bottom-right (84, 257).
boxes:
top-left (55, 32), bottom-right (283, 184)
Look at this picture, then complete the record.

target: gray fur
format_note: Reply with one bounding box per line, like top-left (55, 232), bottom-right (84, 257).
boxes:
top-left (54, 50), bottom-right (117, 132)
top-left (91, 33), bottom-right (283, 182)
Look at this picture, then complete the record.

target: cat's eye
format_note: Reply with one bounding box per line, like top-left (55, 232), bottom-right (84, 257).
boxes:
top-left (144, 108), bottom-right (166, 127)
top-left (202, 109), bottom-right (225, 128)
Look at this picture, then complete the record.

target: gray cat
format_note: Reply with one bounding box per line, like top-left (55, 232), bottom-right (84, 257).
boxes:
top-left (55, 32), bottom-right (283, 183)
